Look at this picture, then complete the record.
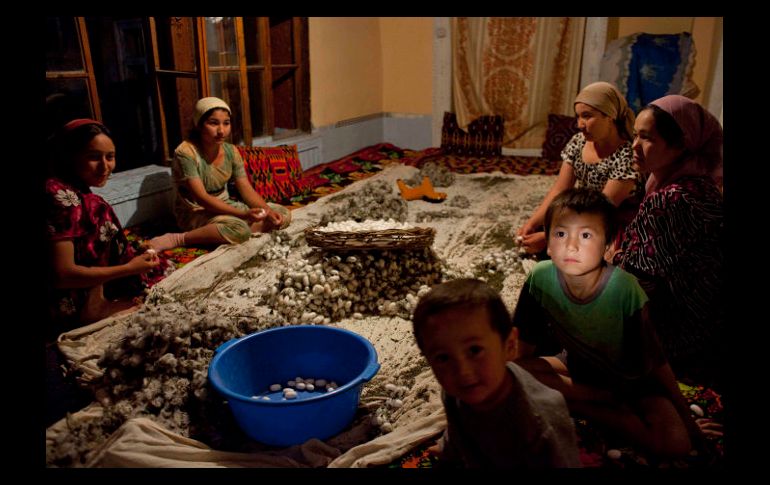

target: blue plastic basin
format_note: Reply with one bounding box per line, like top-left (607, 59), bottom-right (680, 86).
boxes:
top-left (208, 325), bottom-right (380, 447)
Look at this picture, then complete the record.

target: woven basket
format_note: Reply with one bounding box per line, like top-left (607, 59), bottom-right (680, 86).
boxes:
top-left (304, 226), bottom-right (436, 251)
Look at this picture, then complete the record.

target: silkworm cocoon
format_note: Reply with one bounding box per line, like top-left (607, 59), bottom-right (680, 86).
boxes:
top-left (217, 291), bottom-right (226, 298)
top-left (607, 449), bottom-right (622, 460)
top-left (391, 399), bottom-right (403, 408)
top-left (261, 396), bottom-right (271, 401)
top-left (381, 422), bottom-right (393, 433)
top-left (306, 384), bottom-right (315, 391)
top-left (296, 382), bottom-right (307, 390)
top-left (690, 404), bottom-right (704, 417)
top-left (269, 383), bottom-right (282, 392)
top-left (385, 383), bottom-right (397, 392)
top-left (287, 380), bottom-right (296, 387)
top-left (305, 378), bottom-right (315, 384)
top-left (315, 379), bottom-right (327, 387)
top-left (284, 391), bottom-right (297, 399)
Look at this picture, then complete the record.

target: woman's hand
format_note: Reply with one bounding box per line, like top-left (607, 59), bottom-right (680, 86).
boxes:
top-left (126, 251), bottom-right (160, 275)
top-left (516, 219), bottom-right (546, 253)
top-left (245, 207), bottom-right (268, 224)
top-left (266, 208), bottom-right (284, 229)
top-left (696, 418), bottom-right (724, 438)
top-left (520, 231), bottom-right (547, 254)
top-left (517, 219), bottom-right (538, 237)
top-left (246, 206), bottom-right (283, 231)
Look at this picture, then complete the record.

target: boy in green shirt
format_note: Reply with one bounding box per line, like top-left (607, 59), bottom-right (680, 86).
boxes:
top-left (514, 187), bottom-right (703, 458)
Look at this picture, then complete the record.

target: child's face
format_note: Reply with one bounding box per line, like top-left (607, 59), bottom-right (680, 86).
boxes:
top-left (547, 209), bottom-right (610, 277)
top-left (421, 306), bottom-right (516, 411)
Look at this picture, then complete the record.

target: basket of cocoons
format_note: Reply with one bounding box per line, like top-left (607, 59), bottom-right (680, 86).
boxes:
top-left (208, 325), bottom-right (380, 447)
top-left (304, 219), bottom-right (435, 251)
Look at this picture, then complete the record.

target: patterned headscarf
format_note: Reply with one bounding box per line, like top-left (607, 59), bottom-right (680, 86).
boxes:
top-left (645, 95), bottom-right (723, 193)
top-left (574, 82), bottom-right (635, 141)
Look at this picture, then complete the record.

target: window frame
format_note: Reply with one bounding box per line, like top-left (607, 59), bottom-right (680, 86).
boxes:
top-left (46, 16), bottom-right (310, 167)
top-left (45, 17), bottom-right (102, 120)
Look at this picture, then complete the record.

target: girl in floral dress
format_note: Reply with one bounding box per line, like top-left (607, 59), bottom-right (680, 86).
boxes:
top-left (45, 119), bottom-right (159, 330)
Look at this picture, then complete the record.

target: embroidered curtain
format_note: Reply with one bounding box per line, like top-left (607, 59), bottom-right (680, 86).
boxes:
top-left (452, 17), bottom-right (585, 148)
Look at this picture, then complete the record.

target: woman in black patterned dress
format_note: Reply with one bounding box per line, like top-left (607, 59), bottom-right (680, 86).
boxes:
top-left (613, 95), bottom-right (723, 390)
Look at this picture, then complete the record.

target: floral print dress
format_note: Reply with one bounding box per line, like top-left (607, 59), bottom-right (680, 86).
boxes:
top-left (45, 177), bottom-right (138, 328)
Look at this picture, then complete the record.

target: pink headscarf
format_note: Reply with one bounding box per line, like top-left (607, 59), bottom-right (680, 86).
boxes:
top-left (645, 95), bottom-right (723, 193)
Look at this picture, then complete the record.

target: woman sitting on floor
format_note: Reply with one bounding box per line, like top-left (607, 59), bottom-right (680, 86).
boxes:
top-left (517, 82), bottom-right (643, 255)
top-left (613, 95), bottom-right (724, 391)
top-left (46, 119), bottom-right (160, 329)
top-left (149, 97), bottom-right (290, 252)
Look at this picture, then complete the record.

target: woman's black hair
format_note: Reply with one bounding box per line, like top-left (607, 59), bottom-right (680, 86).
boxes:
top-left (47, 122), bottom-right (112, 184)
